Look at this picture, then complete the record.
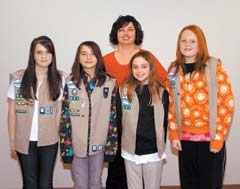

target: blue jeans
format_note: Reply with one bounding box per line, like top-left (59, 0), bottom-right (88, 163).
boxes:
top-left (17, 141), bottom-right (58, 189)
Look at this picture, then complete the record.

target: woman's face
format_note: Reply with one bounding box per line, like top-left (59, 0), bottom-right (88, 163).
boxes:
top-left (34, 43), bottom-right (52, 68)
top-left (179, 29), bottom-right (199, 63)
top-left (132, 56), bottom-right (150, 85)
top-left (117, 22), bottom-right (136, 45)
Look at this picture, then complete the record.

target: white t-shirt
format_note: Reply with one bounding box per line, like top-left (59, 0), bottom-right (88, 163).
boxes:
top-left (8, 76), bottom-right (65, 141)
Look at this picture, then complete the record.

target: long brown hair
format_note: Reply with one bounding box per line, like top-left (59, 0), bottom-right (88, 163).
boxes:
top-left (70, 41), bottom-right (107, 88)
top-left (121, 51), bottom-right (163, 106)
top-left (168, 25), bottom-right (210, 73)
top-left (21, 36), bottom-right (62, 101)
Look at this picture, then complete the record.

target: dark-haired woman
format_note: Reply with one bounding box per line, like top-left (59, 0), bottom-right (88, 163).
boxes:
top-left (103, 15), bottom-right (167, 189)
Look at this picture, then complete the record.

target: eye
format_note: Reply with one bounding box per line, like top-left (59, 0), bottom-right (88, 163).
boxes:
top-left (80, 52), bottom-right (87, 56)
top-left (127, 28), bottom-right (134, 32)
top-left (118, 28), bottom-right (124, 32)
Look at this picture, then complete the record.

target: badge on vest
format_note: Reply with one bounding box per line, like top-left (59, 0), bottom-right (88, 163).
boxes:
top-left (13, 78), bottom-right (22, 88)
top-left (70, 88), bottom-right (80, 101)
top-left (168, 71), bottom-right (176, 89)
top-left (69, 108), bottom-right (80, 116)
top-left (121, 96), bottom-right (131, 110)
top-left (39, 107), bottom-right (53, 114)
top-left (92, 144), bottom-right (105, 152)
top-left (67, 81), bottom-right (76, 89)
top-left (16, 109), bottom-right (27, 114)
top-left (103, 87), bottom-right (109, 98)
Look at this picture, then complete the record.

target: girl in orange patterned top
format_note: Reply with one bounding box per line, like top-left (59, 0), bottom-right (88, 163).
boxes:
top-left (166, 25), bottom-right (234, 189)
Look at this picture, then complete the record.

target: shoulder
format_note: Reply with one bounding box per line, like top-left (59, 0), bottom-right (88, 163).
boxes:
top-left (65, 75), bottom-right (73, 83)
top-left (106, 75), bottom-right (116, 84)
top-left (103, 51), bottom-right (115, 61)
top-left (13, 69), bottom-right (25, 76)
top-left (205, 56), bottom-right (221, 66)
top-left (58, 70), bottom-right (67, 77)
top-left (10, 69), bottom-right (25, 80)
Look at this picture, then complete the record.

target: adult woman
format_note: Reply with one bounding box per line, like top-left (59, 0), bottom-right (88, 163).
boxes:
top-left (103, 15), bottom-right (167, 189)
top-left (7, 36), bottom-right (64, 189)
top-left (166, 25), bottom-right (234, 189)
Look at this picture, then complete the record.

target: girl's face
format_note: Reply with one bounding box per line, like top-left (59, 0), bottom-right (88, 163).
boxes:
top-left (180, 29), bottom-right (199, 63)
top-left (132, 56), bottom-right (150, 85)
top-left (79, 45), bottom-right (97, 71)
top-left (34, 43), bottom-right (52, 68)
top-left (117, 22), bottom-right (136, 45)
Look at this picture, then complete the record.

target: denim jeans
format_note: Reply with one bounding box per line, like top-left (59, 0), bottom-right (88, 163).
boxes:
top-left (17, 141), bottom-right (58, 189)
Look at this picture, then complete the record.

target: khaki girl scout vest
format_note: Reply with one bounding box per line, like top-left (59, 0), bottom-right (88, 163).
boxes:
top-left (11, 70), bottom-right (61, 154)
top-left (168, 57), bottom-right (218, 139)
top-left (66, 77), bottom-right (116, 157)
top-left (120, 86), bottom-right (166, 157)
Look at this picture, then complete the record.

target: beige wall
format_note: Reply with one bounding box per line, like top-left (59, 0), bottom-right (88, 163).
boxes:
top-left (1, 0), bottom-right (239, 188)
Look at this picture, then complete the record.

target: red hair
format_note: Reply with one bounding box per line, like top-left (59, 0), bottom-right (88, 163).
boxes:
top-left (169, 25), bottom-right (210, 73)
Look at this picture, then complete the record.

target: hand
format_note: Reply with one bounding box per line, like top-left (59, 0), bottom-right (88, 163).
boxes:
top-left (10, 141), bottom-right (17, 159)
top-left (210, 148), bottom-right (220, 153)
top-left (10, 149), bottom-right (17, 159)
top-left (171, 140), bottom-right (182, 151)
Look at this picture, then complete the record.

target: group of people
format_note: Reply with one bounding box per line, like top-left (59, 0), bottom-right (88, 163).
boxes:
top-left (7, 15), bottom-right (234, 189)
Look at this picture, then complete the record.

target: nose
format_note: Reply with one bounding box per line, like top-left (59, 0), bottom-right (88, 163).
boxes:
top-left (41, 52), bottom-right (48, 57)
top-left (86, 54), bottom-right (93, 59)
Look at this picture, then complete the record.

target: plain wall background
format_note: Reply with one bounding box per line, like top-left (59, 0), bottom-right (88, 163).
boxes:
top-left (1, 0), bottom-right (239, 188)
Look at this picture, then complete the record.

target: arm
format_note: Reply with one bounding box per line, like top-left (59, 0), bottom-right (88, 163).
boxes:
top-left (210, 61), bottom-right (234, 152)
top-left (162, 89), bottom-right (169, 143)
top-left (104, 86), bottom-right (118, 162)
top-left (59, 84), bottom-right (73, 163)
top-left (8, 98), bottom-right (17, 159)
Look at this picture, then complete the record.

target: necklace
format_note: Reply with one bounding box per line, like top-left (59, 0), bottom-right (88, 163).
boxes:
top-left (185, 72), bottom-right (191, 83)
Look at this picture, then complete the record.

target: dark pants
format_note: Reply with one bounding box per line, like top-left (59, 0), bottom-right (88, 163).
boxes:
top-left (179, 141), bottom-right (226, 189)
top-left (17, 141), bottom-right (58, 189)
top-left (106, 149), bottom-right (128, 189)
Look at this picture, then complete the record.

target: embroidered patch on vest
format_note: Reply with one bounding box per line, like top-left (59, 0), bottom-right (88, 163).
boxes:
top-left (13, 78), bottom-right (21, 88)
top-left (103, 87), bottom-right (109, 98)
top-left (16, 109), bottom-right (27, 114)
top-left (121, 96), bottom-right (131, 110)
top-left (92, 145), bottom-right (105, 152)
top-left (39, 107), bottom-right (53, 114)
top-left (69, 108), bottom-right (80, 116)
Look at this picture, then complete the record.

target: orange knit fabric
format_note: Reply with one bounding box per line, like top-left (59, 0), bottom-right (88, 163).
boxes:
top-left (166, 61), bottom-right (234, 150)
top-left (103, 49), bottom-right (167, 87)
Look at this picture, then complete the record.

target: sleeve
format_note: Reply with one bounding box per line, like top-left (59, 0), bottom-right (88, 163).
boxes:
top-left (59, 84), bottom-right (74, 163)
top-left (104, 86), bottom-right (118, 162)
top-left (147, 50), bottom-right (167, 87)
top-left (8, 77), bottom-right (15, 100)
top-left (210, 61), bottom-right (234, 150)
top-left (162, 89), bottom-right (169, 143)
